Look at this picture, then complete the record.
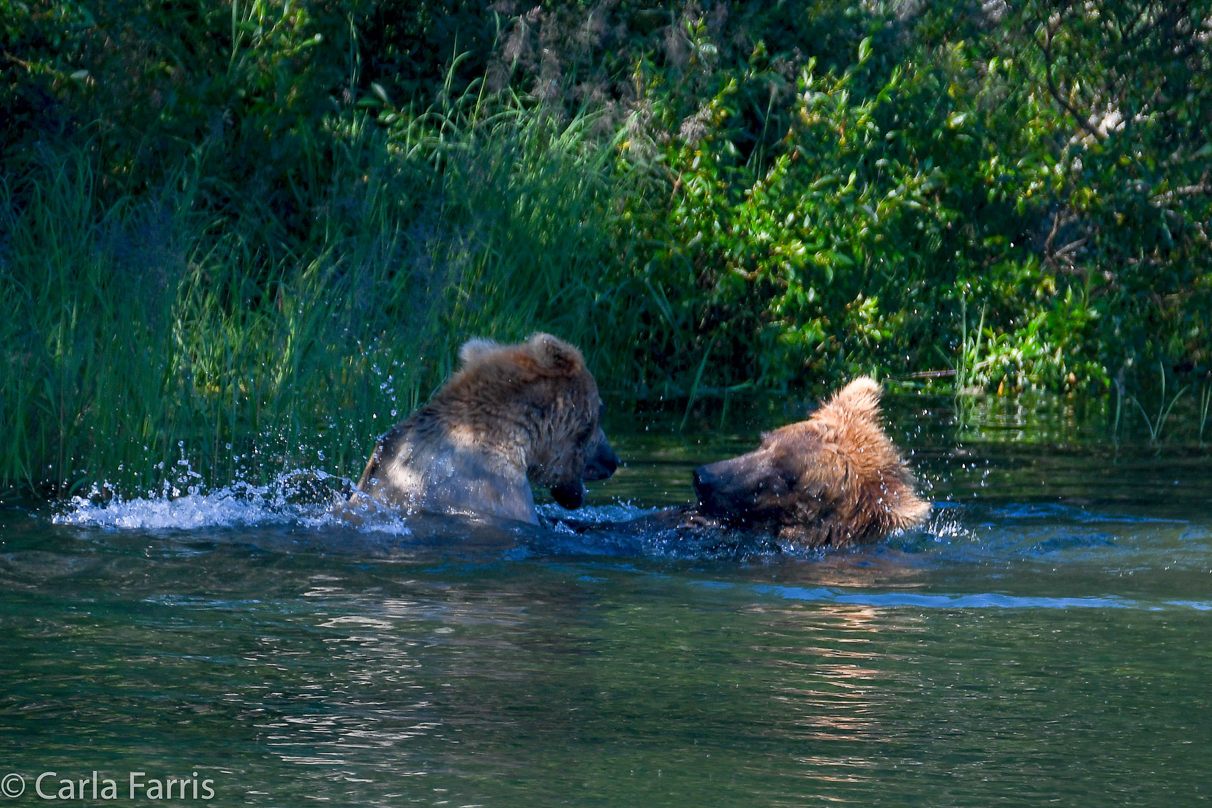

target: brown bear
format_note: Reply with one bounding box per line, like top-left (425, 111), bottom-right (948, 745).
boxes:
top-left (689, 376), bottom-right (930, 547)
top-left (352, 333), bottom-right (619, 524)
top-left (562, 376), bottom-right (928, 550)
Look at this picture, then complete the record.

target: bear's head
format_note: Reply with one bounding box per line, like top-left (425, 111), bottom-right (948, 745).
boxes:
top-left (448, 333), bottom-right (619, 510)
top-left (691, 376), bottom-right (929, 546)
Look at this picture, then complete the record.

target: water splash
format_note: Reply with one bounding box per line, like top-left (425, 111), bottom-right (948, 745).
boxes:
top-left (46, 486), bottom-right (1206, 572)
top-left (539, 501), bottom-right (657, 527)
top-left (51, 469), bottom-right (411, 535)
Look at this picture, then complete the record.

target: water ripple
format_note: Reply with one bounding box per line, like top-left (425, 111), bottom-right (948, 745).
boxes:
top-left (750, 583), bottom-right (1211, 610)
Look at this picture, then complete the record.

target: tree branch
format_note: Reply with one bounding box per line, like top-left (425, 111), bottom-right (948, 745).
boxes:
top-left (1041, 16), bottom-right (1105, 140)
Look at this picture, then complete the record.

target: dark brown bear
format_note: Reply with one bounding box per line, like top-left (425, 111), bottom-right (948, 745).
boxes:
top-left (352, 333), bottom-right (618, 524)
top-left (690, 376), bottom-right (930, 547)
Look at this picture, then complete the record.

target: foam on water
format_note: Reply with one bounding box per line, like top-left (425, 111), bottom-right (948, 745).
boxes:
top-left (50, 469), bottom-right (412, 536)
top-left (538, 501), bottom-right (658, 527)
top-left (54, 488), bottom-right (294, 530)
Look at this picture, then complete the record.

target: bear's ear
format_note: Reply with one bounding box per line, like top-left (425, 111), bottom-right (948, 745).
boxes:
top-left (830, 376), bottom-right (883, 422)
top-left (526, 333), bottom-right (584, 376)
top-left (458, 338), bottom-right (500, 368)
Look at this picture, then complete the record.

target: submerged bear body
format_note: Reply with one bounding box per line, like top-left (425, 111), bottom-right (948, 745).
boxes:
top-left (354, 333), bottom-right (618, 524)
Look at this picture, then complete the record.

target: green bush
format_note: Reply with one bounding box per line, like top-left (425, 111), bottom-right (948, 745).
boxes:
top-left (3, 0), bottom-right (1210, 498)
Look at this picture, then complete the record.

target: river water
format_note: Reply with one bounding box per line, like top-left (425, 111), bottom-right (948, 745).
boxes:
top-left (2, 394), bottom-right (1210, 806)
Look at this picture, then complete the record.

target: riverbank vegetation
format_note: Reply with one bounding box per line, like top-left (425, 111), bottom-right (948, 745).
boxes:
top-left (2, 0), bottom-right (1210, 497)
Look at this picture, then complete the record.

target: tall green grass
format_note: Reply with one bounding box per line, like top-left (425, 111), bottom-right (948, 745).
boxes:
top-left (0, 95), bottom-right (630, 500)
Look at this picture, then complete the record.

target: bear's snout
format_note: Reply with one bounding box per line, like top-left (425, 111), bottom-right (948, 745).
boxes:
top-left (694, 451), bottom-right (792, 520)
top-left (584, 433), bottom-right (620, 481)
top-left (693, 458), bottom-right (740, 516)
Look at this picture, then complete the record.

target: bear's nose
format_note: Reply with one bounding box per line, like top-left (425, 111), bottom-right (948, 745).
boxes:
top-left (584, 439), bottom-right (620, 481)
top-left (601, 442), bottom-right (620, 475)
top-left (692, 465), bottom-right (712, 496)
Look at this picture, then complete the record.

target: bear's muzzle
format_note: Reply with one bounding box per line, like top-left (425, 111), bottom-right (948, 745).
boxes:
top-left (583, 433), bottom-right (620, 482)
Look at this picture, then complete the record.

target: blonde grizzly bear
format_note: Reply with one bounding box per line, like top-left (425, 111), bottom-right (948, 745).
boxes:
top-left (353, 333), bottom-right (618, 524)
top-left (690, 376), bottom-right (930, 547)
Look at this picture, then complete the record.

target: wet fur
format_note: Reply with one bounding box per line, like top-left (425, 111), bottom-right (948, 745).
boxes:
top-left (556, 377), bottom-right (929, 549)
top-left (352, 334), bottom-right (617, 524)
top-left (690, 376), bottom-right (930, 547)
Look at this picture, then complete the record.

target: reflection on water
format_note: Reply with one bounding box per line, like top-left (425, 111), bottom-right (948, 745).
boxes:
top-left (2, 392), bottom-right (1211, 806)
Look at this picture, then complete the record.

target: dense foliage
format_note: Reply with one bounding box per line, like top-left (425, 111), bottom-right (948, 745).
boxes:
top-left (2, 0), bottom-right (1210, 496)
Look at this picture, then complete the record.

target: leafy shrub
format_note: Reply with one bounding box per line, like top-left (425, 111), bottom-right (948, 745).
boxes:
top-left (3, 0), bottom-right (1211, 497)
